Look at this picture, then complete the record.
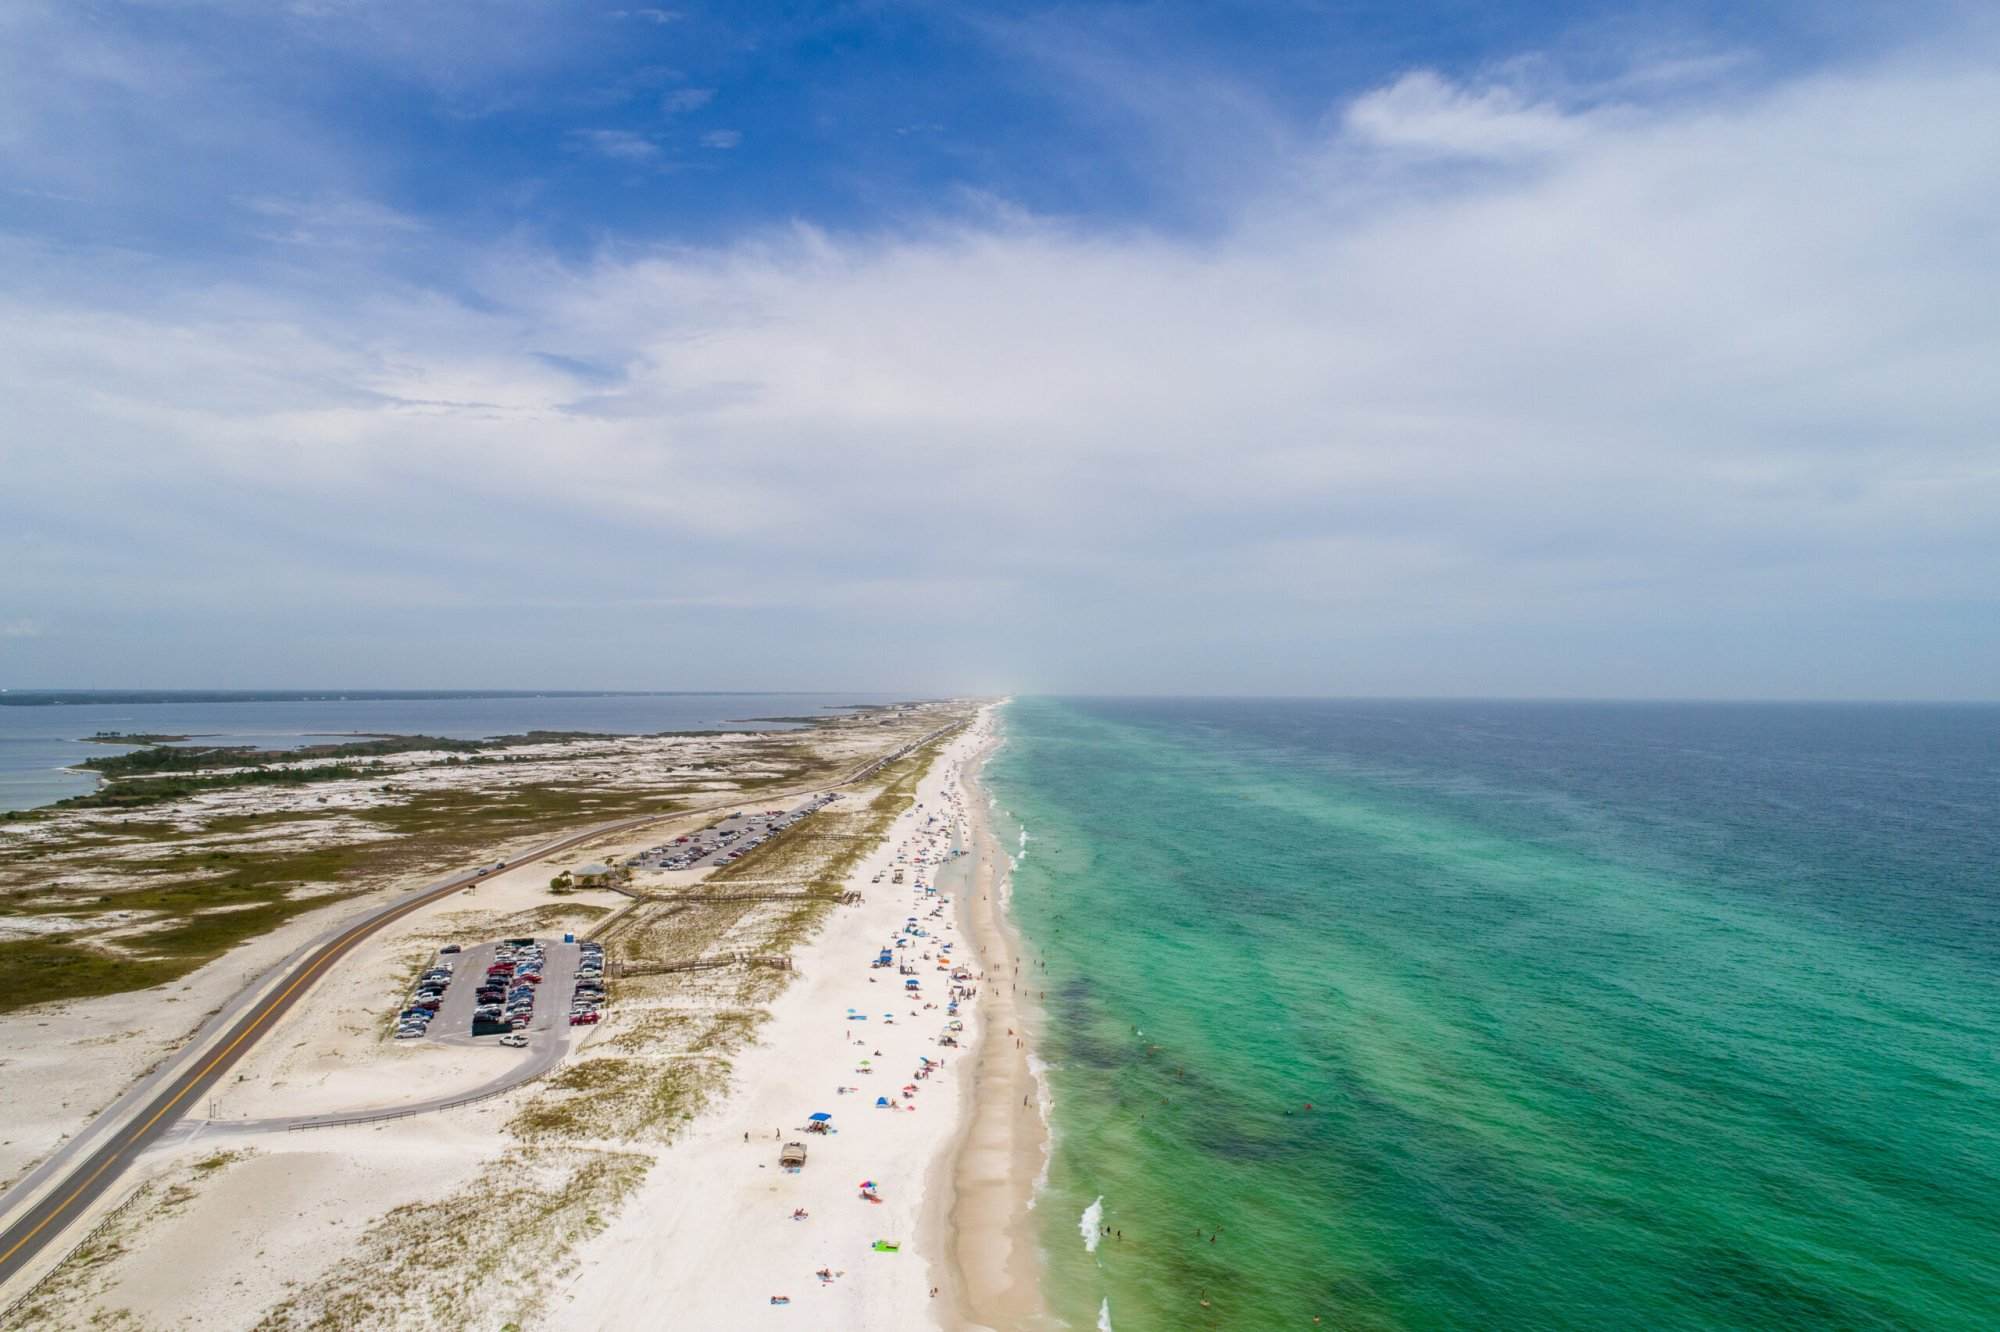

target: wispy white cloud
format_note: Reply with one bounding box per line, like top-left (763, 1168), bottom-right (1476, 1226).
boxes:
top-left (663, 87), bottom-right (714, 113)
top-left (570, 128), bottom-right (661, 161)
top-left (1343, 69), bottom-right (1594, 159)
top-left (2, 41), bottom-right (1997, 693)
top-left (0, 620), bottom-right (44, 640)
top-left (700, 128), bottom-right (742, 149)
top-left (238, 194), bottom-right (427, 248)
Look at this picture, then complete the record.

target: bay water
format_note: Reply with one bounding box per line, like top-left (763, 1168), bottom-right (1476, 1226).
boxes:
top-left (0, 690), bottom-right (898, 812)
top-left (983, 697), bottom-right (2000, 1330)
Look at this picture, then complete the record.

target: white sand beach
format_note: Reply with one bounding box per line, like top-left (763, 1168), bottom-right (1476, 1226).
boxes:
top-left (544, 707), bottom-right (1041, 1330)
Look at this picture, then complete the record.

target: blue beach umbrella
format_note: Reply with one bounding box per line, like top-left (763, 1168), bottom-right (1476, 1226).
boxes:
top-left (809, 1112), bottom-right (833, 1122)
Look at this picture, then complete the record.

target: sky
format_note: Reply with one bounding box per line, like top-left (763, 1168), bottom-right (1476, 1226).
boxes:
top-left (1, 0), bottom-right (1996, 699)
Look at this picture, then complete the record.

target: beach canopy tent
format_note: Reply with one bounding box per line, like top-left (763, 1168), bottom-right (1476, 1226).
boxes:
top-left (876, 1096), bottom-right (891, 1107)
top-left (809, 1112), bottom-right (832, 1122)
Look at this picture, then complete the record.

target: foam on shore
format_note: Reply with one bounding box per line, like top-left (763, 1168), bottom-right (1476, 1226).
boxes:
top-left (941, 701), bottom-right (1053, 1329)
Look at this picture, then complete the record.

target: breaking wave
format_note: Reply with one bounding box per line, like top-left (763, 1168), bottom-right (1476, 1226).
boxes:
top-left (1079, 1195), bottom-right (1104, 1253)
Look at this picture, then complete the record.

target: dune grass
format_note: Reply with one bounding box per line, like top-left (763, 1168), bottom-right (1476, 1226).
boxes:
top-left (0, 783), bottom-right (685, 1013)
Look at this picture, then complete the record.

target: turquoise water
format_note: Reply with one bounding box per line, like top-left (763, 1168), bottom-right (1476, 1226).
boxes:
top-left (983, 698), bottom-right (2000, 1331)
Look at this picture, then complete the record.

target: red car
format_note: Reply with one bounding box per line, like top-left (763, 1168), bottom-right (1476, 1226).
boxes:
top-left (569, 1012), bottom-right (601, 1025)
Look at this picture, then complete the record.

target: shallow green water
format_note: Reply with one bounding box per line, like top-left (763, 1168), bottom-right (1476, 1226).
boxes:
top-left (982, 697), bottom-right (2000, 1331)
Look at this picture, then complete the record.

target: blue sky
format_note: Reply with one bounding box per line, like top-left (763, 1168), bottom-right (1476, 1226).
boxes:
top-left (0, 1), bottom-right (1924, 255)
top-left (1, 0), bottom-right (1996, 697)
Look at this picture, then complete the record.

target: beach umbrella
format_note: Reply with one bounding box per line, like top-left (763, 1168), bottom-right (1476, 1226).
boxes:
top-left (809, 1112), bottom-right (833, 1122)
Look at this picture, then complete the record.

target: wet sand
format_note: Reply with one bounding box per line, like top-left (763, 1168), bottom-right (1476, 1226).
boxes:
top-left (942, 719), bottom-right (1053, 1330)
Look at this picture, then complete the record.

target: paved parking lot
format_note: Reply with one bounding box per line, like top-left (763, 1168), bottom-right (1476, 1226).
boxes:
top-left (422, 938), bottom-right (579, 1044)
top-left (628, 793), bottom-right (841, 872)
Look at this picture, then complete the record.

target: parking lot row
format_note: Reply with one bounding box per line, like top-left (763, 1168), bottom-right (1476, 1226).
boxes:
top-left (626, 793), bottom-right (841, 872)
top-left (391, 935), bottom-right (606, 1045)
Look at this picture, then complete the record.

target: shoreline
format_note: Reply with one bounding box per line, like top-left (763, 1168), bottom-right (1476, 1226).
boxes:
top-left (534, 711), bottom-right (997, 1328)
top-left (942, 707), bottom-right (1053, 1331)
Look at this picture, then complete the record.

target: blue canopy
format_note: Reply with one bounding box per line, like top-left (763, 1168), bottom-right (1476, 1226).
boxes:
top-left (808, 1112), bottom-right (833, 1122)
top-left (876, 1096), bottom-right (890, 1106)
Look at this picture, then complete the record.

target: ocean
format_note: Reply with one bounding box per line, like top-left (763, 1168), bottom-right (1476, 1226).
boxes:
top-left (0, 691), bottom-right (901, 812)
top-left (981, 697), bottom-right (2000, 1331)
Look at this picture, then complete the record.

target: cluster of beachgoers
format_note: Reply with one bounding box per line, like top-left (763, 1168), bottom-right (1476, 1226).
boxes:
top-left (540, 708), bottom-right (1037, 1330)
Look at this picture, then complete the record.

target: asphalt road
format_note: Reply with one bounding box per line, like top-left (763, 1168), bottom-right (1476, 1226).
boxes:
top-left (0, 818), bottom-right (643, 1288)
top-left (0, 718), bottom-right (964, 1291)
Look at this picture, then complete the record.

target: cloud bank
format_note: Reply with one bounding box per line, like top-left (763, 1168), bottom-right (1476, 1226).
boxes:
top-left (2, 35), bottom-right (1996, 696)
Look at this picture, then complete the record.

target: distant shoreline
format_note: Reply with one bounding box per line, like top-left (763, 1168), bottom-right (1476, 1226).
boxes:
top-left (0, 693), bottom-right (923, 816)
top-left (5, 696), bottom-right (656, 704)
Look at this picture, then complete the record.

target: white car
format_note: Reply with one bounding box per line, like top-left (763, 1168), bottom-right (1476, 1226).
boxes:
top-left (499, 1032), bottom-right (529, 1048)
